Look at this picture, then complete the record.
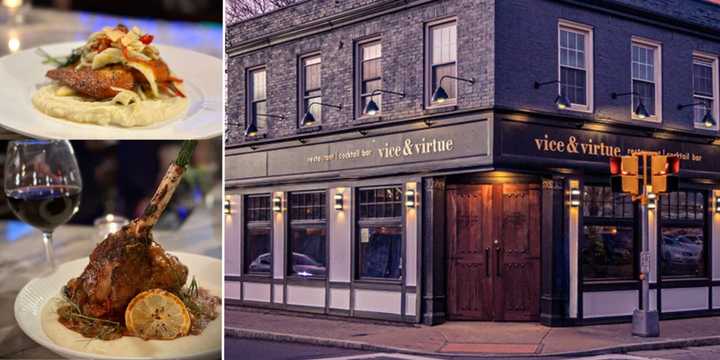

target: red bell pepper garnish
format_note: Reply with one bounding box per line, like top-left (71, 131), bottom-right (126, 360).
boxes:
top-left (139, 34), bottom-right (154, 45)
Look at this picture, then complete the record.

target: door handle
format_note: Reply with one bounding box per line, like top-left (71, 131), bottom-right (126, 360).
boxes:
top-left (485, 248), bottom-right (490, 277)
top-left (496, 247), bottom-right (502, 277)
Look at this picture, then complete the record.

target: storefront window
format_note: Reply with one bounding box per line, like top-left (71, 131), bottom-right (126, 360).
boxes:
top-left (244, 194), bottom-right (272, 275)
top-left (288, 191), bottom-right (327, 277)
top-left (582, 185), bottom-right (635, 281)
top-left (357, 186), bottom-right (403, 280)
top-left (660, 190), bottom-right (706, 278)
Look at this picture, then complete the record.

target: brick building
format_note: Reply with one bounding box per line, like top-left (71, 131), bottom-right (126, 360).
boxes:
top-left (225, 0), bottom-right (720, 326)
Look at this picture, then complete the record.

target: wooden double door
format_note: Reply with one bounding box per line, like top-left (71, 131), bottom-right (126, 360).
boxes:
top-left (446, 183), bottom-right (541, 321)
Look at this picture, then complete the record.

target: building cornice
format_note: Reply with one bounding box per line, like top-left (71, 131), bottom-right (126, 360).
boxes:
top-left (226, 0), bottom-right (434, 57)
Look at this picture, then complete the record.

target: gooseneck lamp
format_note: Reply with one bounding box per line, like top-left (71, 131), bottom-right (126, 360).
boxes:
top-left (533, 79), bottom-right (571, 110)
top-left (363, 89), bottom-right (406, 116)
top-left (302, 102), bottom-right (342, 127)
top-left (431, 75), bottom-right (475, 104)
top-left (677, 102), bottom-right (716, 128)
top-left (611, 92), bottom-right (651, 119)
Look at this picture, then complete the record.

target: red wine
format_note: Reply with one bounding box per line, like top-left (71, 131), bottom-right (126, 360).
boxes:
top-left (7, 186), bottom-right (82, 232)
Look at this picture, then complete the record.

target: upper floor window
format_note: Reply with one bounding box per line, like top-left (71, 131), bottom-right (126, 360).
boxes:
top-left (558, 20), bottom-right (593, 112)
top-left (300, 55), bottom-right (322, 127)
top-left (244, 194), bottom-right (272, 275)
top-left (357, 39), bottom-right (382, 117)
top-left (426, 19), bottom-right (457, 106)
top-left (692, 53), bottom-right (718, 130)
top-left (356, 186), bottom-right (403, 280)
top-left (247, 67), bottom-right (267, 132)
top-left (288, 191), bottom-right (327, 278)
top-left (631, 38), bottom-right (662, 122)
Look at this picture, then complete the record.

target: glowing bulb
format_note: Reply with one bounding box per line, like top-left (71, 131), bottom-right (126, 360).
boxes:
top-left (8, 35), bottom-right (19, 53)
top-left (2, 0), bottom-right (22, 8)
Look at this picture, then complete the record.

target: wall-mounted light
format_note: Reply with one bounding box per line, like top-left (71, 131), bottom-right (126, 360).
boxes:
top-left (678, 102), bottom-right (716, 128)
top-left (533, 80), bottom-right (571, 110)
top-left (611, 92), bottom-right (650, 119)
top-left (431, 75), bottom-right (475, 104)
top-left (569, 188), bottom-right (581, 207)
top-left (334, 192), bottom-right (344, 210)
top-left (273, 196), bottom-right (282, 212)
top-left (714, 195), bottom-right (720, 213)
top-left (647, 192), bottom-right (657, 210)
top-left (224, 199), bottom-right (232, 215)
top-left (363, 89), bottom-right (406, 116)
top-left (244, 117), bottom-right (258, 137)
top-left (302, 102), bottom-right (342, 127)
top-left (405, 189), bottom-right (416, 208)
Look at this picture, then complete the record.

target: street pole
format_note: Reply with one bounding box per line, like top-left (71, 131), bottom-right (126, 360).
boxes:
top-left (632, 153), bottom-right (659, 337)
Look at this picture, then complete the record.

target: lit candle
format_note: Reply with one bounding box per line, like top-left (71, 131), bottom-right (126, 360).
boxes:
top-left (8, 31), bottom-right (19, 53)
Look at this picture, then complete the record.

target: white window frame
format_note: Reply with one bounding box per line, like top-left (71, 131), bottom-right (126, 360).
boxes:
top-left (355, 37), bottom-right (383, 119)
top-left (557, 19), bottom-right (594, 113)
top-left (631, 37), bottom-right (662, 123)
top-left (246, 65), bottom-right (267, 133)
top-left (692, 51), bottom-right (719, 131)
top-left (425, 17), bottom-right (458, 109)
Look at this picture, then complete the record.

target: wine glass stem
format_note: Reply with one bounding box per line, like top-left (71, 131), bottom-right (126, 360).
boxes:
top-left (43, 232), bottom-right (55, 270)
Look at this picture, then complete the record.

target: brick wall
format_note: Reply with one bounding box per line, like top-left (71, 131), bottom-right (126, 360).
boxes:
top-left (226, 0), bottom-right (495, 145)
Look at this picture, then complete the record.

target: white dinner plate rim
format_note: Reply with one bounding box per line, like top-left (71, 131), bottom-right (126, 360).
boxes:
top-left (0, 42), bottom-right (222, 140)
top-left (14, 251), bottom-right (221, 360)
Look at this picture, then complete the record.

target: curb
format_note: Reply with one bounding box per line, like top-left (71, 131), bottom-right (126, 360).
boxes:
top-left (225, 327), bottom-right (720, 358)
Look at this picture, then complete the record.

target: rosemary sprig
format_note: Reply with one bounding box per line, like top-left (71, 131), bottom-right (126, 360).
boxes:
top-left (35, 47), bottom-right (81, 68)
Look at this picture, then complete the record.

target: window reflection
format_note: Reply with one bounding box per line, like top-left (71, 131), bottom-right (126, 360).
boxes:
top-left (357, 186), bottom-right (403, 280)
top-left (660, 190), bottom-right (706, 278)
top-left (288, 191), bottom-right (327, 277)
top-left (244, 195), bottom-right (272, 274)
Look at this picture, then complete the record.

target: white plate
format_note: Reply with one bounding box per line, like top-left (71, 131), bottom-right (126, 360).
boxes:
top-left (14, 252), bottom-right (221, 360)
top-left (0, 42), bottom-right (222, 139)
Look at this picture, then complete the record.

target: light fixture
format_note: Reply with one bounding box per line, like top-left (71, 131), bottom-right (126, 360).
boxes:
top-left (334, 193), bottom-right (343, 210)
top-left (647, 192), bottom-right (657, 210)
top-left (431, 75), bottom-right (475, 104)
top-left (302, 102), bottom-right (342, 127)
top-left (272, 196), bottom-right (282, 212)
top-left (678, 102), bottom-right (716, 128)
top-left (715, 195), bottom-right (720, 212)
top-left (569, 188), bottom-right (581, 207)
top-left (363, 89), bottom-right (406, 116)
top-left (555, 94), bottom-right (571, 110)
top-left (611, 91), bottom-right (650, 119)
top-left (405, 189), bottom-right (416, 208)
top-left (242, 118), bottom-right (258, 137)
top-left (224, 199), bottom-right (231, 215)
top-left (534, 80), bottom-right (572, 110)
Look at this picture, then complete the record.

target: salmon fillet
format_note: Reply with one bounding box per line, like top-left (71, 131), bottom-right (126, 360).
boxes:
top-left (46, 65), bottom-right (135, 100)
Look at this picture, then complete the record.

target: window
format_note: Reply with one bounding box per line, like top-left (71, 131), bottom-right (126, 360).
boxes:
top-left (631, 39), bottom-right (662, 121)
top-left (288, 191), bottom-right (327, 277)
top-left (581, 185), bottom-right (636, 281)
top-left (692, 54), bottom-right (718, 130)
top-left (426, 19), bottom-right (457, 106)
top-left (659, 190), bottom-right (707, 278)
top-left (300, 55), bottom-right (322, 127)
top-left (356, 186), bottom-right (403, 280)
top-left (558, 21), bottom-right (593, 112)
top-left (244, 194), bottom-right (272, 275)
top-left (358, 40), bottom-right (382, 117)
top-left (247, 67), bottom-right (267, 132)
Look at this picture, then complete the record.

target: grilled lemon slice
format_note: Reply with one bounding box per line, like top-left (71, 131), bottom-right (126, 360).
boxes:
top-left (125, 289), bottom-right (191, 340)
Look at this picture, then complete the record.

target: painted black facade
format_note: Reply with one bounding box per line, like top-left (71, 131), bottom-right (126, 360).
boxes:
top-left (226, 0), bottom-right (720, 326)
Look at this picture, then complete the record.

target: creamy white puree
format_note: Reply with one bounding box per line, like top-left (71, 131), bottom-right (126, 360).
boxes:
top-left (41, 289), bottom-right (220, 358)
top-left (32, 84), bottom-right (188, 128)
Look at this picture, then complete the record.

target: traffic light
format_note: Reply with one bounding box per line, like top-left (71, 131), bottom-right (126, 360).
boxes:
top-left (651, 155), bottom-right (680, 193)
top-left (609, 156), bottom-right (640, 195)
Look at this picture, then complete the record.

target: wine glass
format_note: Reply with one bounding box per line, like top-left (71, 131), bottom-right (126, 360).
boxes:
top-left (4, 140), bottom-right (82, 270)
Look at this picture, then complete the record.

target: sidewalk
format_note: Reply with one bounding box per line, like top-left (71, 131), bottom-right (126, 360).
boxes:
top-left (225, 306), bottom-right (720, 357)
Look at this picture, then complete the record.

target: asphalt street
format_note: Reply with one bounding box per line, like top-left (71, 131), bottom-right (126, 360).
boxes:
top-left (225, 338), bottom-right (720, 360)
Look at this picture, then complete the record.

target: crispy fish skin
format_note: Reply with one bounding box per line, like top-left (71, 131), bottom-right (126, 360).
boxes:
top-left (46, 65), bottom-right (135, 100)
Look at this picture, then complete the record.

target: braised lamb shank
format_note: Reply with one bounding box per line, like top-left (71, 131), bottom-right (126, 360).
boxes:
top-left (65, 141), bottom-right (197, 321)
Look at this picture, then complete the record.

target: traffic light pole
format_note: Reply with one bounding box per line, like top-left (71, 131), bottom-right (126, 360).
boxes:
top-left (632, 152), bottom-right (660, 337)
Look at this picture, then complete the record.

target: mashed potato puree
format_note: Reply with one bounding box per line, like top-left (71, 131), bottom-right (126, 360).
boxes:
top-left (32, 84), bottom-right (188, 128)
top-left (41, 293), bottom-right (219, 358)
